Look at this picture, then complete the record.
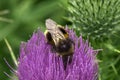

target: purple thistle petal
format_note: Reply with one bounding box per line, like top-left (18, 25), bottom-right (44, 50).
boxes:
top-left (17, 29), bottom-right (99, 80)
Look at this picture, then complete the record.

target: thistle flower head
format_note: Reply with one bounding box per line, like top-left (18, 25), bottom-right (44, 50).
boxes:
top-left (68, 0), bottom-right (120, 42)
top-left (17, 28), bottom-right (98, 80)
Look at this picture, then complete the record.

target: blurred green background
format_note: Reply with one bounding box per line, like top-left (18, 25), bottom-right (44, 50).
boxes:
top-left (0, 0), bottom-right (68, 79)
top-left (0, 0), bottom-right (120, 80)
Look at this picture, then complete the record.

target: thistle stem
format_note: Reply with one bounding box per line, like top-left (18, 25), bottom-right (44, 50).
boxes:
top-left (4, 38), bottom-right (18, 66)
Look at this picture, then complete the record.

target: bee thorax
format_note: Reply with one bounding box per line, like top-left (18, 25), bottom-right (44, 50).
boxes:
top-left (55, 38), bottom-right (74, 55)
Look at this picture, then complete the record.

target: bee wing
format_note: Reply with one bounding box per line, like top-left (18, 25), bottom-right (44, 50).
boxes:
top-left (45, 19), bottom-right (57, 30)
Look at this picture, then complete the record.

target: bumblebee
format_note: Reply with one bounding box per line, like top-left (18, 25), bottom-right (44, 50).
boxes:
top-left (44, 19), bottom-right (74, 69)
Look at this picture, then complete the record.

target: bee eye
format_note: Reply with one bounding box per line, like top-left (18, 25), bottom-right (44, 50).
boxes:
top-left (46, 32), bottom-right (52, 40)
top-left (45, 31), bottom-right (54, 45)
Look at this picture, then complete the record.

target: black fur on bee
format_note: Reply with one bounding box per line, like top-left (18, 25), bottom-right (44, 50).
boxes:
top-left (55, 38), bottom-right (73, 54)
top-left (45, 31), bottom-right (74, 70)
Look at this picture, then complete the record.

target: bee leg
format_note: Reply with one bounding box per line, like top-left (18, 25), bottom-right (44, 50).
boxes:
top-left (62, 55), bottom-right (73, 70)
top-left (68, 55), bottom-right (73, 64)
top-left (62, 55), bottom-right (68, 70)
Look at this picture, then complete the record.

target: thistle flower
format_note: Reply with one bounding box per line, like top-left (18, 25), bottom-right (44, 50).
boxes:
top-left (17, 28), bottom-right (99, 80)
